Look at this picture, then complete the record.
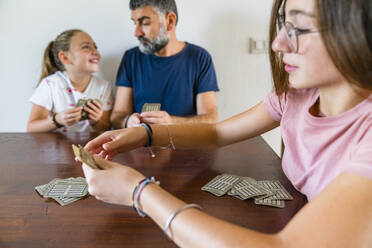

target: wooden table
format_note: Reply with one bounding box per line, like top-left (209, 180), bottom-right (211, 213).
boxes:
top-left (0, 133), bottom-right (307, 248)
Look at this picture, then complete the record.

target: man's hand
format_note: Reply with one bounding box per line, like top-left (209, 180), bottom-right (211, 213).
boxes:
top-left (56, 107), bottom-right (82, 126)
top-left (140, 111), bottom-right (173, 125)
top-left (126, 113), bottom-right (141, 128)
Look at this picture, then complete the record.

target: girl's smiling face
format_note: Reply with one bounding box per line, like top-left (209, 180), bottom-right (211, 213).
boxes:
top-left (63, 32), bottom-right (101, 74)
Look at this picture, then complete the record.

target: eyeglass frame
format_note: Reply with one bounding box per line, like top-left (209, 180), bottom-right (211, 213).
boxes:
top-left (278, 15), bottom-right (320, 53)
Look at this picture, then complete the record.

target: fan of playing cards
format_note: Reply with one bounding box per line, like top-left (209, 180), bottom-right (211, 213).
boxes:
top-left (201, 174), bottom-right (293, 208)
top-left (76, 98), bottom-right (103, 120)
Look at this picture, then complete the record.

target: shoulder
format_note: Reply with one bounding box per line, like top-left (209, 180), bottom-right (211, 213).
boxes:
top-left (264, 88), bottom-right (317, 119)
top-left (184, 43), bottom-right (212, 58)
top-left (91, 75), bottom-right (112, 87)
top-left (38, 72), bottom-right (65, 88)
top-left (123, 47), bottom-right (142, 59)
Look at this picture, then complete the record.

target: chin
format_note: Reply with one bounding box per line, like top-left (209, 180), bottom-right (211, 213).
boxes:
top-left (88, 66), bottom-right (100, 73)
top-left (288, 78), bottom-right (315, 89)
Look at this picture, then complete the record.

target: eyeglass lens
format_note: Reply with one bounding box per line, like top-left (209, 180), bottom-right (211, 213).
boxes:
top-left (284, 23), bottom-right (298, 53)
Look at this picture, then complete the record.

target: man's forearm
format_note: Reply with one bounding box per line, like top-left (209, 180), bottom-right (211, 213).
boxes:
top-left (111, 112), bottom-right (129, 129)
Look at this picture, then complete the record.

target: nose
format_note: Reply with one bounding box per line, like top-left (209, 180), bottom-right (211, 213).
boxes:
top-left (134, 24), bottom-right (144, 38)
top-left (271, 27), bottom-right (292, 54)
top-left (92, 46), bottom-right (100, 56)
top-left (95, 49), bottom-right (101, 59)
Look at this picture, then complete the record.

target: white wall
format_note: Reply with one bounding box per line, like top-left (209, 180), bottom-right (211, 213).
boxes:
top-left (0, 0), bottom-right (281, 155)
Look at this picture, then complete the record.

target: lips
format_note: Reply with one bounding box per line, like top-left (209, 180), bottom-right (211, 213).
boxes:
top-left (89, 58), bottom-right (100, 64)
top-left (284, 61), bottom-right (298, 73)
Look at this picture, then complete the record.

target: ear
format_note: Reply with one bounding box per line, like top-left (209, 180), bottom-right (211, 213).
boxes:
top-left (165, 12), bottom-right (177, 32)
top-left (58, 51), bottom-right (72, 65)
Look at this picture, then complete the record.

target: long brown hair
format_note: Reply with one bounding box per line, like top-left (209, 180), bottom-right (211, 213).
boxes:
top-left (269, 0), bottom-right (372, 95)
top-left (38, 29), bottom-right (83, 85)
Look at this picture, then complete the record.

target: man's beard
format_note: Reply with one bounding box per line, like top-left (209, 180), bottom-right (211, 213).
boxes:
top-left (138, 25), bottom-right (170, 55)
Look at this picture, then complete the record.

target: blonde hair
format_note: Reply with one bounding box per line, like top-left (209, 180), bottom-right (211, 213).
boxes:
top-left (38, 29), bottom-right (83, 86)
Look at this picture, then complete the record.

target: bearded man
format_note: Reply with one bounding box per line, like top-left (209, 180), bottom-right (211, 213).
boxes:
top-left (111, 0), bottom-right (220, 128)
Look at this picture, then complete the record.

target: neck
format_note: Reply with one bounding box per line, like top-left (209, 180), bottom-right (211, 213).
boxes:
top-left (155, 33), bottom-right (186, 57)
top-left (66, 70), bottom-right (92, 92)
top-left (317, 81), bottom-right (372, 117)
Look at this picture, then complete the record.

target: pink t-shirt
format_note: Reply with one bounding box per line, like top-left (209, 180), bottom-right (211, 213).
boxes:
top-left (264, 88), bottom-right (372, 200)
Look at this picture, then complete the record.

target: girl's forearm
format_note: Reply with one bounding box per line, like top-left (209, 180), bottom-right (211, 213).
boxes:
top-left (27, 118), bottom-right (58, 132)
top-left (140, 184), bottom-right (281, 248)
top-left (151, 123), bottom-right (219, 149)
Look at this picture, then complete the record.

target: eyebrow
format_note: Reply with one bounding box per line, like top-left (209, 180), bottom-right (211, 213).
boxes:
top-left (288, 9), bottom-right (315, 18)
top-left (131, 16), bottom-right (151, 22)
top-left (79, 42), bottom-right (96, 47)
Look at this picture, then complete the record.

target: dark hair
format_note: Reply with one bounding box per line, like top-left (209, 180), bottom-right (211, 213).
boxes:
top-left (38, 29), bottom-right (83, 85)
top-left (269, 0), bottom-right (372, 95)
top-left (129, 0), bottom-right (178, 25)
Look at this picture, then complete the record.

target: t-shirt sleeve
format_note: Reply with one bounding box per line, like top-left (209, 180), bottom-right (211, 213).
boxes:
top-left (115, 52), bottom-right (132, 87)
top-left (101, 81), bottom-right (114, 111)
top-left (263, 91), bottom-right (287, 122)
top-left (195, 51), bottom-right (219, 94)
top-left (345, 124), bottom-right (372, 180)
top-left (29, 79), bottom-right (53, 111)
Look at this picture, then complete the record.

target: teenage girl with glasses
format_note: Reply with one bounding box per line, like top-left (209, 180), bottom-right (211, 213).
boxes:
top-left (81, 0), bottom-right (372, 246)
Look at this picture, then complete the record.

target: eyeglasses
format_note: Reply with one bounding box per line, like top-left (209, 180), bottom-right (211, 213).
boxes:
top-left (278, 18), bottom-right (319, 53)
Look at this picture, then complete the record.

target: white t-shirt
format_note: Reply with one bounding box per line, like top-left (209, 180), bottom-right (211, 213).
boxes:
top-left (30, 71), bottom-right (114, 133)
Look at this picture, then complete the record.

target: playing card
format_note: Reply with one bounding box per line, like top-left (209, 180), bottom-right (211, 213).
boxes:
top-left (230, 177), bottom-right (272, 200)
top-left (256, 180), bottom-right (293, 200)
top-left (76, 98), bottom-right (103, 120)
top-left (52, 196), bottom-right (84, 206)
top-left (72, 144), bottom-right (102, 170)
top-left (43, 180), bottom-right (88, 198)
top-left (35, 177), bottom-right (89, 206)
top-left (254, 196), bottom-right (285, 208)
top-left (142, 103), bottom-right (161, 112)
top-left (202, 174), bottom-right (241, 197)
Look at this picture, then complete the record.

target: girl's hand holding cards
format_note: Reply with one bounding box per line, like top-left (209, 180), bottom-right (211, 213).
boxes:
top-left (56, 107), bottom-right (83, 126)
top-left (85, 100), bottom-right (104, 125)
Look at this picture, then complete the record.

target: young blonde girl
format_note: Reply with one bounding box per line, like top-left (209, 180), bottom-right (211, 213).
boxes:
top-left (27, 29), bottom-right (113, 133)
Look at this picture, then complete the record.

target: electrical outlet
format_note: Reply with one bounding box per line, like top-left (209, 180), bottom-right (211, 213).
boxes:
top-left (248, 38), bottom-right (268, 54)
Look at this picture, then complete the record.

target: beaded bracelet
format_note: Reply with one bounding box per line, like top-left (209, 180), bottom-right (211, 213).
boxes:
top-left (122, 115), bottom-right (130, 128)
top-left (140, 123), bottom-right (153, 147)
top-left (163, 203), bottom-right (202, 239)
top-left (132, 177), bottom-right (160, 217)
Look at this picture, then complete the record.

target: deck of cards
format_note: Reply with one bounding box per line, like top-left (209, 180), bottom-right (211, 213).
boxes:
top-left (202, 174), bottom-right (293, 208)
top-left (142, 103), bottom-right (161, 112)
top-left (35, 177), bottom-right (88, 206)
top-left (76, 98), bottom-right (102, 120)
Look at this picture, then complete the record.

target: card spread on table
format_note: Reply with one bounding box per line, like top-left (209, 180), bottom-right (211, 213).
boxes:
top-left (35, 177), bottom-right (88, 206)
top-left (202, 174), bottom-right (293, 208)
top-left (201, 174), bottom-right (241, 197)
top-left (142, 103), bottom-right (161, 112)
top-left (227, 177), bottom-right (271, 200)
top-left (72, 144), bottom-right (102, 170)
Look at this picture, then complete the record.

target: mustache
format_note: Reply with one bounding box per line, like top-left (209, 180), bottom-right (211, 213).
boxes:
top-left (138, 36), bottom-right (151, 43)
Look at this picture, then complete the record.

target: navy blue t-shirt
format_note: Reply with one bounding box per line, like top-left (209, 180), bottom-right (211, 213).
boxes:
top-left (116, 43), bottom-right (219, 116)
